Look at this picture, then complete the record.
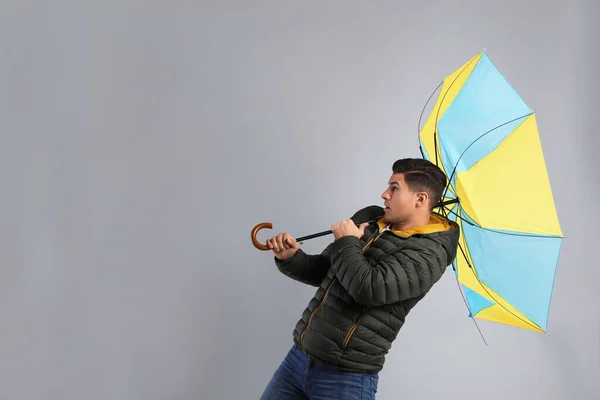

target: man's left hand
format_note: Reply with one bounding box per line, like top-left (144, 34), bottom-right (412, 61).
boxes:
top-left (331, 220), bottom-right (369, 240)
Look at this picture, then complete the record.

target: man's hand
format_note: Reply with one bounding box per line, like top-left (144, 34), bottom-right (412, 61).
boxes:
top-left (266, 232), bottom-right (299, 261)
top-left (331, 220), bottom-right (369, 240)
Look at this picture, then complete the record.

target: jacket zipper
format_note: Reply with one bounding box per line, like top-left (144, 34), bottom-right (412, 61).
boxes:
top-left (299, 228), bottom-right (384, 348)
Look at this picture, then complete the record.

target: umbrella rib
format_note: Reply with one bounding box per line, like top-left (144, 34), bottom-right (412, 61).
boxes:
top-left (445, 205), bottom-right (563, 239)
top-left (417, 81), bottom-right (443, 162)
top-left (417, 81), bottom-right (443, 134)
top-left (453, 261), bottom-right (488, 346)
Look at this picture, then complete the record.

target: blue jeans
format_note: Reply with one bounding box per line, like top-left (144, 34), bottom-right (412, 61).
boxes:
top-left (260, 345), bottom-right (379, 399)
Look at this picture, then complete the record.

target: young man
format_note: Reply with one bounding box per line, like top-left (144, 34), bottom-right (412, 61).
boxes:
top-left (260, 158), bottom-right (460, 399)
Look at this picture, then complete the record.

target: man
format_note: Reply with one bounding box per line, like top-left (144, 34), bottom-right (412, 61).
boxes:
top-left (260, 158), bottom-right (460, 399)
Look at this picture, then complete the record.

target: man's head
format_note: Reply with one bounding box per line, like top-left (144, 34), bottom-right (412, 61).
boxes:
top-left (381, 158), bottom-right (447, 227)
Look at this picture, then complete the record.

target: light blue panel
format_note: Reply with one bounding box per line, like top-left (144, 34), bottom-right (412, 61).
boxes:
top-left (462, 284), bottom-right (495, 317)
top-left (439, 139), bottom-right (458, 191)
top-left (461, 213), bottom-right (562, 331)
top-left (444, 206), bottom-right (458, 229)
top-left (436, 52), bottom-right (533, 176)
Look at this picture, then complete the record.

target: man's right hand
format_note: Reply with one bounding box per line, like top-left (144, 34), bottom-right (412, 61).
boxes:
top-left (266, 232), bottom-right (299, 261)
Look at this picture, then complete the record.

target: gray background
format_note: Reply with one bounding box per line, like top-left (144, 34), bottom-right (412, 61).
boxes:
top-left (1, 1), bottom-right (598, 399)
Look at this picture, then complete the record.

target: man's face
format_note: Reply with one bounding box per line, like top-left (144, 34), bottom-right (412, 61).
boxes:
top-left (381, 173), bottom-right (422, 223)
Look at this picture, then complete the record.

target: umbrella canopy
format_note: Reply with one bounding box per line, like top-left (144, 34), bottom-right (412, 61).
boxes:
top-left (418, 50), bottom-right (564, 334)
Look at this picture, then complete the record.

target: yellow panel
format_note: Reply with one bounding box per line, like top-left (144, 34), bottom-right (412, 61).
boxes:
top-left (419, 52), bottom-right (483, 166)
top-left (455, 114), bottom-right (563, 236)
top-left (474, 281), bottom-right (542, 332)
top-left (475, 304), bottom-right (543, 333)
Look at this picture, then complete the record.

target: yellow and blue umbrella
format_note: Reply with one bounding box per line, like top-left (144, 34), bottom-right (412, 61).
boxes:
top-left (418, 50), bottom-right (564, 335)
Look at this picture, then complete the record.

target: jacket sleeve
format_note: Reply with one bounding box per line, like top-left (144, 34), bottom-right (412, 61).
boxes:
top-left (327, 235), bottom-right (447, 306)
top-left (275, 247), bottom-right (331, 287)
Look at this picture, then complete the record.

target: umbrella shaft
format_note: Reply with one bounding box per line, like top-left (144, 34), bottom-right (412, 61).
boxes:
top-left (437, 198), bottom-right (459, 207)
top-left (296, 218), bottom-right (381, 243)
top-left (296, 230), bottom-right (332, 242)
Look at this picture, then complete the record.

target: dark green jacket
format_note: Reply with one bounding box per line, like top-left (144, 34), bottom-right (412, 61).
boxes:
top-left (275, 205), bottom-right (460, 373)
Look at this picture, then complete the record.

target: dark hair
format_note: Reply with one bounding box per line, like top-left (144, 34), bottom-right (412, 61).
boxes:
top-left (392, 158), bottom-right (447, 209)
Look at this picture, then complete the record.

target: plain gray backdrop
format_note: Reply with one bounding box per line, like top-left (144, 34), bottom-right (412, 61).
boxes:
top-left (1, 1), bottom-right (598, 399)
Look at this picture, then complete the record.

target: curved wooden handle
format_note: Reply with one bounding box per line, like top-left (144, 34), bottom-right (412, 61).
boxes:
top-left (251, 222), bottom-right (272, 251)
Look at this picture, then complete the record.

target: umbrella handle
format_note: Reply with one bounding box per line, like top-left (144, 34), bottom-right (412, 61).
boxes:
top-left (251, 221), bottom-right (338, 251)
top-left (250, 218), bottom-right (381, 251)
top-left (251, 222), bottom-right (272, 251)
top-left (251, 205), bottom-right (385, 251)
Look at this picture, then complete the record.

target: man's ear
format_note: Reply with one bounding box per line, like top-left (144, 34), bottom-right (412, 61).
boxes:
top-left (416, 192), bottom-right (428, 207)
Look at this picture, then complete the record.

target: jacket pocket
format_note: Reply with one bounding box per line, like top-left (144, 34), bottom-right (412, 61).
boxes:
top-left (342, 310), bottom-right (366, 348)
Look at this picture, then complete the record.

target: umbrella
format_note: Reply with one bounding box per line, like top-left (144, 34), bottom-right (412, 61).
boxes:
top-left (418, 50), bottom-right (564, 335)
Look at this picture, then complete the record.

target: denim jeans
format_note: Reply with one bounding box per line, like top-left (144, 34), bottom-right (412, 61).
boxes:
top-left (260, 344), bottom-right (379, 399)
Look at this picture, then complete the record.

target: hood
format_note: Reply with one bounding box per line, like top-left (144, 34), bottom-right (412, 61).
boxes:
top-left (375, 212), bottom-right (458, 238)
top-left (375, 211), bottom-right (460, 264)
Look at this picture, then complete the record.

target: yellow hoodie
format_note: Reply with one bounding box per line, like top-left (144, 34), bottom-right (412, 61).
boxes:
top-left (375, 212), bottom-right (458, 238)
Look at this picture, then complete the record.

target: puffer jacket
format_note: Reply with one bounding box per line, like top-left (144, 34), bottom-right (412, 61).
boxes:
top-left (275, 205), bottom-right (460, 373)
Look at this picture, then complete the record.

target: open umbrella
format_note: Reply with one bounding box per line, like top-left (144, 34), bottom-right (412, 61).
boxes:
top-left (418, 50), bottom-right (564, 335)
